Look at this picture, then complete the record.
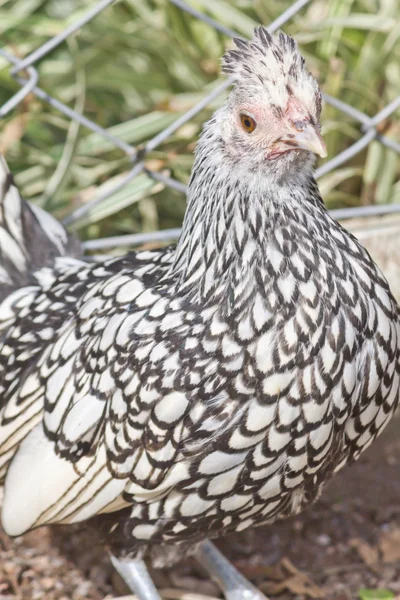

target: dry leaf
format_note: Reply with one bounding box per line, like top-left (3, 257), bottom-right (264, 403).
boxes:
top-left (379, 527), bottom-right (400, 564)
top-left (350, 538), bottom-right (380, 572)
top-left (144, 159), bottom-right (166, 170)
top-left (260, 557), bottom-right (324, 599)
top-left (0, 114), bottom-right (27, 153)
top-left (169, 573), bottom-right (219, 597)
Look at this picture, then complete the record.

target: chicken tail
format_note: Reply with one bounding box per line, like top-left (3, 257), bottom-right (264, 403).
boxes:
top-left (0, 154), bottom-right (80, 302)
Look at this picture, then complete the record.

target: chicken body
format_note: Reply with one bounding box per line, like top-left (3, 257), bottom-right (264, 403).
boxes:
top-left (0, 28), bottom-right (399, 578)
top-left (1, 162), bottom-right (399, 557)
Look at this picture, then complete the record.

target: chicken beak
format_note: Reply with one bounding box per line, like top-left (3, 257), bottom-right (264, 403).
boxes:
top-left (283, 124), bottom-right (328, 158)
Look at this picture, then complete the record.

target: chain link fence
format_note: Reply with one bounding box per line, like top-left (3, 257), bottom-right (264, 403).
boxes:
top-left (1, 0), bottom-right (399, 253)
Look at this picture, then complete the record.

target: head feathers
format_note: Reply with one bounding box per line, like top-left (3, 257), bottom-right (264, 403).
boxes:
top-left (222, 28), bottom-right (304, 82)
top-left (222, 27), bottom-right (321, 117)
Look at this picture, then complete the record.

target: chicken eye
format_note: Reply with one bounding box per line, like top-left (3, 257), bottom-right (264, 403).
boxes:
top-left (240, 113), bottom-right (256, 133)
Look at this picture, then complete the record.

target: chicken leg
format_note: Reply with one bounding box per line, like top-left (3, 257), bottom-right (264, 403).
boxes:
top-left (111, 541), bottom-right (268, 600)
top-left (196, 541), bottom-right (269, 600)
top-left (110, 553), bottom-right (162, 600)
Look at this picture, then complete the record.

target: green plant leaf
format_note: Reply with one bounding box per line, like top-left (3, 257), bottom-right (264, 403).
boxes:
top-left (358, 588), bottom-right (395, 600)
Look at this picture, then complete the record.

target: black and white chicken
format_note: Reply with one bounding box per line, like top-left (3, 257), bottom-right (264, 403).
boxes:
top-left (0, 28), bottom-right (399, 600)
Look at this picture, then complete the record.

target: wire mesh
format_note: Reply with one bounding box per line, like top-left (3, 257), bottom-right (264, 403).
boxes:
top-left (1, 0), bottom-right (399, 251)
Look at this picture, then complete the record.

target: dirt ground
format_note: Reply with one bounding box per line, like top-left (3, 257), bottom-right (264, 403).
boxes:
top-left (0, 412), bottom-right (399, 600)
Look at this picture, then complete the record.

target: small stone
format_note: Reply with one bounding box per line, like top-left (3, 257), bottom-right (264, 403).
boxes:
top-left (389, 580), bottom-right (400, 592)
top-left (316, 534), bottom-right (331, 547)
top-left (75, 580), bottom-right (93, 596)
top-left (40, 577), bottom-right (56, 591)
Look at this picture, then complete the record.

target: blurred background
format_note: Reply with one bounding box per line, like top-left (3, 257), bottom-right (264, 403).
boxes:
top-left (0, 0), bottom-right (399, 245)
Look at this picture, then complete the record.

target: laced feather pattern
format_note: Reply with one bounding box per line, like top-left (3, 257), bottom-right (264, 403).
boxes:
top-left (0, 29), bottom-right (399, 560)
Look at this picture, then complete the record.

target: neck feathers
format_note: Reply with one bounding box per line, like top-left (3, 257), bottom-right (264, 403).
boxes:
top-left (169, 117), bottom-right (323, 303)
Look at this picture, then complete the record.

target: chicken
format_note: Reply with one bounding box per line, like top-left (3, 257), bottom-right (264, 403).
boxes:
top-left (0, 28), bottom-right (399, 600)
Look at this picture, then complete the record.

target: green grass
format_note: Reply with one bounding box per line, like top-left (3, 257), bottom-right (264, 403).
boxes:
top-left (0, 0), bottom-right (399, 247)
top-left (358, 588), bottom-right (395, 600)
